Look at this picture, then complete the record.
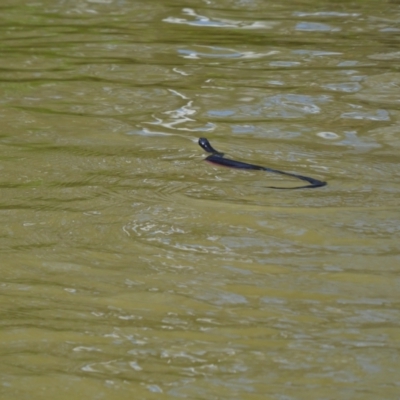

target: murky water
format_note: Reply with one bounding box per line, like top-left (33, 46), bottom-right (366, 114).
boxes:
top-left (1, 0), bottom-right (400, 399)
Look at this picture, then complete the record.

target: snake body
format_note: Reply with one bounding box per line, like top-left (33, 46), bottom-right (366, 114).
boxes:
top-left (198, 138), bottom-right (326, 189)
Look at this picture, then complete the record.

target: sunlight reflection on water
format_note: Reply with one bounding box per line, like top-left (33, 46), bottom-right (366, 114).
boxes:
top-left (0, 0), bottom-right (400, 399)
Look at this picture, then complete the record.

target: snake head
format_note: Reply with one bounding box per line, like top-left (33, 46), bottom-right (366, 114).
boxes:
top-left (198, 138), bottom-right (224, 156)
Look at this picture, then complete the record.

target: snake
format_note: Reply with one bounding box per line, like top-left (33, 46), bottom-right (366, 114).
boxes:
top-left (198, 137), bottom-right (326, 189)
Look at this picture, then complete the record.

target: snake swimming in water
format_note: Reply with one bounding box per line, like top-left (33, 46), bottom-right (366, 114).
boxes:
top-left (198, 138), bottom-right (326, 189)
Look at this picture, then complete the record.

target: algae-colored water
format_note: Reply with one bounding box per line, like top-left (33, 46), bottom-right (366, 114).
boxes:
top-left (1, 1), bottom-right (399, 399)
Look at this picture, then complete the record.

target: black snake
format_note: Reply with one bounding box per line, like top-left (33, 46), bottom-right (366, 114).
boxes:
top-left (198, 138), bottom-right (326, 189)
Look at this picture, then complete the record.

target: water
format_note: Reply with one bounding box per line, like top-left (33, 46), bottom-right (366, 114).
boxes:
top-left (1, 0), bottom-right (400, 399)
